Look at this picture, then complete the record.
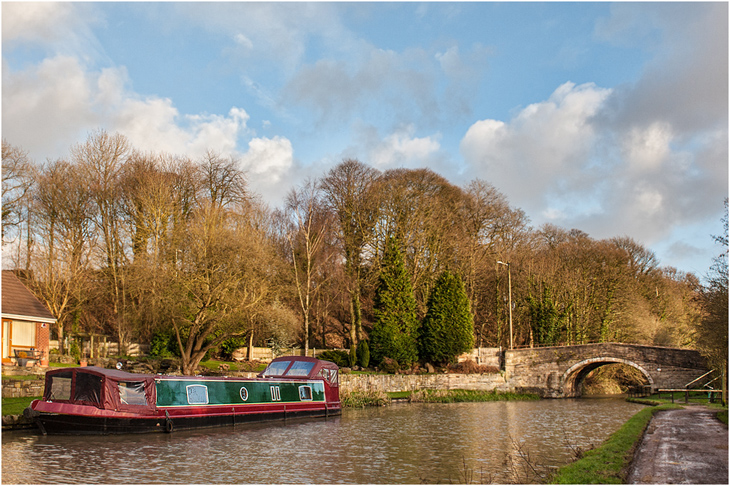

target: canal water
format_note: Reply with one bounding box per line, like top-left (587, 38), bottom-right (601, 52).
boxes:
top-left (3, 398), bottom-right (644, 484)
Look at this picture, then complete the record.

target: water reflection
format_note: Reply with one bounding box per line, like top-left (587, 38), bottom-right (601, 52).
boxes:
top-left (3, 399), bottom-right (644, 484)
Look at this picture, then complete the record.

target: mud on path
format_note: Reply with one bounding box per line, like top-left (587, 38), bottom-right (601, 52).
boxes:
top-left (627, 406), bottom-right (728, 484)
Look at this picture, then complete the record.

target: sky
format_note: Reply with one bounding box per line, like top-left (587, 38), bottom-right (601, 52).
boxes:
top-left (2, 2), bottom-right (728, 278)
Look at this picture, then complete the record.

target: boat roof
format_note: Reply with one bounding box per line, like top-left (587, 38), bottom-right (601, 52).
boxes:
top-left (46, 356), bottom-right (338, 381)
top-left (46, 366), bottom-right (156, 381)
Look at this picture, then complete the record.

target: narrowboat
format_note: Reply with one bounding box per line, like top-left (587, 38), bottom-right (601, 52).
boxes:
top-left (25, 356), bottom-right (340, 435)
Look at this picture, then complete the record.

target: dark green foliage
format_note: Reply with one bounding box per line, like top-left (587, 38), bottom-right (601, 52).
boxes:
top-left (370, 239), bottom-right (419, 368)
top-left (349, 344), bottom-right (357, 367)
top-left (217, 336), bottom-right (247, 360)
top-left (419, 270), bottom-right (474, 365)
top-left (527, 285), bottom-right (568, 346)
top-left (357, 340), bottom-right (370, 368)
top-left (149, 331), bottom-right (180, 358)
top-left (316, 349), bottom-right (350, 368)
top-left (379, 357), bottom-right (400, 373)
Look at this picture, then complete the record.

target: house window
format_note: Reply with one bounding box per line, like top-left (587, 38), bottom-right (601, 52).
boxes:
top-left (11, 321), bottom-right (35, 347)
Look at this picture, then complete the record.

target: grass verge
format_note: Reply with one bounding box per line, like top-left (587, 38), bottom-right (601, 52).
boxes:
top-left (550, 403), bottom-right (682, 484)
top-left (341, 389), bottom-right (391, 407)
top-left (1, 374), bottom-right (44, 381)
top-left (342, 388), bottom-right (540, 407)
top-left (408, 389), bottom-right (540, 403)
top-left (2, 396), bottom-right (41, 416)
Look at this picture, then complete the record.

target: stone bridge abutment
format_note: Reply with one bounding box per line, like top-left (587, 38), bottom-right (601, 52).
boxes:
top-left (504, 343), bottom-right (709, 398)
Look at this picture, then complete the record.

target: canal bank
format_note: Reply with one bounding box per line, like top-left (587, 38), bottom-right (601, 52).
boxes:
top-left (626, 406), bottom-right (728, 484)
top-left (551, 403), bottom-right (728, 484)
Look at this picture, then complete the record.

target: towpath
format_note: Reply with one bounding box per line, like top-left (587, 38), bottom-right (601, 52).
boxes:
top-left (627, 405), bottom-right (728, 484)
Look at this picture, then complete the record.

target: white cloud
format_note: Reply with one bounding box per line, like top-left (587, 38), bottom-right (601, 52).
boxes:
top-left (2, 2), bottom-right (78, 44)
top-left (370, 126), bottom-right (441, 169)
top-left (2, 52), bottom-right (251, 162)
top-left (2, 55), bottom-right (98, 158)
top-left (241, 136), bottom-right (293, 179)
top-left (461, 82), bottom-right (611, 209)
top-left (622, 122), bottom-right (673, 173)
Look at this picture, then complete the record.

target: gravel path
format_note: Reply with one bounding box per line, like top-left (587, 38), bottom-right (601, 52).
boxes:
top-left (627, 406), bottom-right (728, 484)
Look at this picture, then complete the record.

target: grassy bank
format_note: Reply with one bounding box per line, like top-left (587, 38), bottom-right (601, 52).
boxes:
top-left (551, 404), bottom-right (682, 484)
top-left (628, 393), bottom-right (728, 425)
top-left (2, 396), bottom-right (41, 416)
top-left (341, 388), bottom-right (540, 408)
top-left (408, 389), bottom-right (540, 403)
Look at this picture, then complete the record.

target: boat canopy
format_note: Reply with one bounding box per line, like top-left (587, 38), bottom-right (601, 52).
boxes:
top-left (43, 366), bottom-right (157, 414)
top-left (259, 356), bottom-right (339, 386)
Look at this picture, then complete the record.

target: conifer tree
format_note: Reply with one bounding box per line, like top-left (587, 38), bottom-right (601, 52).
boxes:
top-left (420, 270), bottom-right (475, 365)
top-left (370, 238), bottom-right (419, 368)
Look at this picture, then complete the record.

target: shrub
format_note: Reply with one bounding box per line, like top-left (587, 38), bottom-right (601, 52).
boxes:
top-left (149, 332), bottom-right (178, 358)
top-left (357, 340), bottom-right (370, 368)
top-left (380, 357), bottom-right (400, 374)
top-left (341, 389), bottom-right (390, 408)
top-left (449, 359), bottom-right (498, 374)
top-left (218, 336), bottom-right (247, 360)
top-left (69, 341), bottom-right (81, 361)
top-left (317, 350), bottom-right (350, 368)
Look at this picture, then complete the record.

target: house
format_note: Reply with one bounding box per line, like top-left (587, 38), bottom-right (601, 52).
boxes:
top-left (1, 270), bottom-right (55, 366)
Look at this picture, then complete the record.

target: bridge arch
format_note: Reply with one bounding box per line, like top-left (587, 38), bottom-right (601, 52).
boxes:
top-left (560, 357), bottom-right (654, 397)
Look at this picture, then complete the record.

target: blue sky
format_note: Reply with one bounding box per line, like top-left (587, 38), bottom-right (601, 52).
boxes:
top-left (2, 2), bottom-right (727, 277)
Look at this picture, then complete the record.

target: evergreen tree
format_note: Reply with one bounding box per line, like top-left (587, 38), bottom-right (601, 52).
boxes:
top-left (419, 270), bottom-right (475, 365)
top-left (357, 340), bottom-right (370, 368)
top-left (370, 238), bottom-right (419, 368)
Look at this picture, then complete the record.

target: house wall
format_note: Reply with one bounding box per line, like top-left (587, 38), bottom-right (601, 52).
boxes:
top-left (1, 319), bottom-right (50, 365)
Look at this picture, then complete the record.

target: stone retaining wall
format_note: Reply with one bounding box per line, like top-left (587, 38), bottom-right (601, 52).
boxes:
top-left (2, 380), bottom-right (44, 398)
top-left (340, 372), bottom-right (508, 394)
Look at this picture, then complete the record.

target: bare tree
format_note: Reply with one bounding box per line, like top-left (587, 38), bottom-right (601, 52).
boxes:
top-left (320, 159), bottom-right (380, 349)
top-left (2, 140), bottom-right (33, 245)
top-left (73, 130), bottom-right (132, 352)
top-left (27, 159), bottom-right (95, 354)
top-left (281, 179), bottom-right (335, 355)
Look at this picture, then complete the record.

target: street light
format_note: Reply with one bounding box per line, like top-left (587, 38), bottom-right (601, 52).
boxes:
top-left (497, 261), bottom-right (513, 350)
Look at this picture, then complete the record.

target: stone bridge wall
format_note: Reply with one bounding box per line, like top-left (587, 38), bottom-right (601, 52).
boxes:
top-left (504, 343), bottom-right (708, 397)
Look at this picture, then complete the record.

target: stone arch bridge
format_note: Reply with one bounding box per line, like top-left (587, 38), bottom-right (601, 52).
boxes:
top-left (503, 343), bottom-right (709, 398)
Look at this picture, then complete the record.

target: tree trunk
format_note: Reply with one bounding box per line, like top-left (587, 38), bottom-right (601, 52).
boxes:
top-left (247, 331), bottom-right (254, 361)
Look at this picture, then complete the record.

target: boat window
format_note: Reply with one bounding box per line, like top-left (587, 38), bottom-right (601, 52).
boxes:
top-left (119, 381), bottom-right (147, 406)
top-left (73, 372), bottom-right (103, 405)
top-left (186, 384), bottom-right (209, 405)
top-left (285, 361), bottom-right (315, 377)
top-left (319, 368), bottom-right (338, 386)
top-left (299, 385), bottom-right (313, 401)
top-left (262, 360), bottom-right (291, 377)
top-left (46, 371), bottom-right (72, 401)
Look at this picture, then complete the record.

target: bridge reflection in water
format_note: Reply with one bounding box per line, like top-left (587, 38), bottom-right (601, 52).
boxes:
top-left (2, 399), bottom-right (645, 484)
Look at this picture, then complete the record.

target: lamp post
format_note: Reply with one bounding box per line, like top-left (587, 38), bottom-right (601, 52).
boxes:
top-left (497, 261), bottom-right (513, 350)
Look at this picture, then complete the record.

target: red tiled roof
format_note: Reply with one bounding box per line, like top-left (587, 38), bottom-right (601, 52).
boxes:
top-left (1, 270), bottom-right (57, 322)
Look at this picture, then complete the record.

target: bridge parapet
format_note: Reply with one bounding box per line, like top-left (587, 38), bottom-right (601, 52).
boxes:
top-left (503, 343), bottom-right (708, 398)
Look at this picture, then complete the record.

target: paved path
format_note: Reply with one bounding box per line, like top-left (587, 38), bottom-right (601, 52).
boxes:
top-left (627, 406), bottom-right (728, 484)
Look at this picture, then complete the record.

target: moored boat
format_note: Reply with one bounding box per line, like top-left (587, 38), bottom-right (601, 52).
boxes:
top-left (26, 356), bottom-right (340, 435)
